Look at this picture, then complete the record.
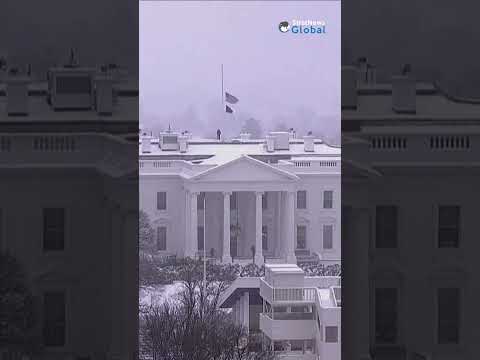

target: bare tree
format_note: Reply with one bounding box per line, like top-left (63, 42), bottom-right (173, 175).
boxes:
top-left (140, 261), bottom-right (275, 360)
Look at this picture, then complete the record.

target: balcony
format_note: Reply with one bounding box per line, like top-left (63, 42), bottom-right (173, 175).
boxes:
top-left (260, 278), bottom-right (317, 304)
top-left (259, 313), bottom-right (315, 340)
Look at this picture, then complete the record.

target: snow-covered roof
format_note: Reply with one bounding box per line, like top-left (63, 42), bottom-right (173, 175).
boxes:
top-left (0, 80), bottom-right (138, 123)
top-left (139, 139), bottom-right (341, 166)
top-left (343, 82), bottom-right (480, 121)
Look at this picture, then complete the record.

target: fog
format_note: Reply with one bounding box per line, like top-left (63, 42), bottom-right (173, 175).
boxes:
top-left (140, 1), bottom-right (341, 142)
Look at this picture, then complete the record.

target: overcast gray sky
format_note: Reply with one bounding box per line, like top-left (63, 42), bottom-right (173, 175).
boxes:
top-left (140, 1), bottom-right (341, 140)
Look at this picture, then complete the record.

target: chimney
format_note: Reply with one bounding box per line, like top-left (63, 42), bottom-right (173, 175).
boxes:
top-left (6, 76), bottom-right (30, 115)
top-left (141, 134), bottom-right (152, 153)
top-left (303, 135), bottom-right (315, 152)
top-left (366, 64), bottom-right (377, 85)
top-left (356, 57), bottom-right (368, 84)
top-left (95, 75), bottom-right (114, 115)
top-left (178, 135), bottom-right (188, 153)
top-left (392, 67), bottom-right (416, 113)
top-left (341, 66), bottom-right (358, 109)
top-left (266, 135), bottom-right (275, 152)
top-left (269, 131), bottom-right (290, 150)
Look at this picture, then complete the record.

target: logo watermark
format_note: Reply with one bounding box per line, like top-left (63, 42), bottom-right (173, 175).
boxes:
top-left (278, 19), bottom-right (326, 34)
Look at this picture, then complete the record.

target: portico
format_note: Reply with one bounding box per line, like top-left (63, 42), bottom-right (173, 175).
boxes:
top-left (183, 156), bottom-right (299, 264)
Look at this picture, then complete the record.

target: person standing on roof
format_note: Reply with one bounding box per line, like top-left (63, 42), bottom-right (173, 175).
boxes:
top-left (217, 129), bottom-right (222, 141)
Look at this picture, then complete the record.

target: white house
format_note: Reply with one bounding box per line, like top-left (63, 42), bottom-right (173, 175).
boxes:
top-left (342, 62), bottom-right (480, 360)
top-left (218, 264), bottom-right (341, 360)
top-left (139, 132), bottom-right (341, 265)
top-left (0, 66), bottom-right (138, 360)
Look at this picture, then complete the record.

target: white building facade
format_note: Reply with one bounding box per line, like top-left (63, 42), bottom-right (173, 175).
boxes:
top-left (139, 132), bottom-right (341, 264)
top-left (342, 63), bottom-right (480, 360)
top-left (218, 264), bottom-right (341, 360)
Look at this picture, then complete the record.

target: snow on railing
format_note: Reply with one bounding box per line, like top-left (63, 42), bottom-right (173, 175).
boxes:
top-left (260, 278), bottom-right (317, 303)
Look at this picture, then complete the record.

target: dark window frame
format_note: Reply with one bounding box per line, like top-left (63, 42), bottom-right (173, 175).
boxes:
top-left (297, 190), bottom-right (307, 209)
top-left (325, 326), bottom-right (339, 343)
top-left (157, 192), bottom-right (167, 210)
top-left (197, 226), bottom-right (204, 251)
top-left (296, 225), bottom-right (307, 249)
top-left (375, 287), bottom-right (398, 345)
top-left (438, 205), bottom-right (460, 248)
top-left (157, 226), bottom-right (167, 251)
top-left (43, 208), bottom-right (65, 251)
top-left (437, 287), bottom-right (460, 344)
top-left (375, 205), bottom-right (398, 249)
top-left (323, 224), bottom-right (333, 249)
top-left (323, 190), bottom-right (333, 209)
top-left (43, 291), bottom-right (66, 347)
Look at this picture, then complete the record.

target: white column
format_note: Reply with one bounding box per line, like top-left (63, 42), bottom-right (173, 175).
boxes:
top-left (235, 299), bottom-right (241, 324)
top-left (255, 191), bottom-right (264, 265)
top-left (222, 191), bottom-right (232, 263)
top-left (184, 190), bottom-right (194, 258)
top-left (242, 292), bottom-right (250, 334)
top-left (285, 190), bottom-right (296, 263)
top-left (239, 295), bottom-right (244, 325)
top-left (190, 192), bottom-right (198, 256)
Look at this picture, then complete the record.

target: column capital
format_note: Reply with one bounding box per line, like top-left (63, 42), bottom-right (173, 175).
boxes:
top-left (255, 191), bottom-right (264, 197)
top-left (222, 191), bottom-right (233, 196)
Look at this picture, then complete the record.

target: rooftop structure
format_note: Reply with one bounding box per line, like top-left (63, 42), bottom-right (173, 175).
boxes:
top-left (219, 264), bottom-right (341, 360)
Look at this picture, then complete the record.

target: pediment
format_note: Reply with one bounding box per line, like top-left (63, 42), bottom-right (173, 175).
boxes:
top-left (191, 155), bottom-right (298, 183)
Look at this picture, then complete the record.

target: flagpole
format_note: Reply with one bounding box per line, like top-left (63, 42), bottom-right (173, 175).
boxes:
top-left (221, 64), bottom-right (224, 108)
top-left (221, 64), bottom-right (225, 140)
top-left (203, 193), bottom-right (206, 294)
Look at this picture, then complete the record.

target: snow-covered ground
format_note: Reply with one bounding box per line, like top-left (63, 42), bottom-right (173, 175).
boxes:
top-left (139, 281), bottom-right (184, 308)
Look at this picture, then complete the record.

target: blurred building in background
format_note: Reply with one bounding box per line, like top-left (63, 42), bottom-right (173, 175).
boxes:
top-left (0, 65), bottom-right (138, 360)
top-left (342, 61), bottom-right (480, 360)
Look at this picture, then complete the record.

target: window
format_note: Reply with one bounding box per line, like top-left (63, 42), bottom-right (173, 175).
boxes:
top-left (262, 193), bottom-right (268, 210)
top-left (323, 191), bottom-right (333, 209)
top-left (376, 206), bottom-right (398, 248)
top-left (198, 226), bottom-right (204, 251)
top-left (157, 192), bottom-right (167, 210)
top-left (438, 206), bottom-right (460, 248)
top-left (323, 224), bottom-right (333, 249)
top-left (230, 193), bottom-right (237, 210)
top-left (197, 192), bottom-right (205, 210)
top-left (262, 225), bottom-right (268, 250)
top-left (156, 226), bottom-right (167, 251)
top-left (437, 288), bottom-right (460, 344)
top-left (375, 288), bottom-right (398, 344)
top-left (296, 225), bottom-right (306, 249)
top-left (297, 190), bottom-right (307, 209)
top-left (43, 291), bottom-right (66, 347)
top-left (325, 326), bottom-right (338, 343)
top-left (43, 208), bottom-right (65, 251)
